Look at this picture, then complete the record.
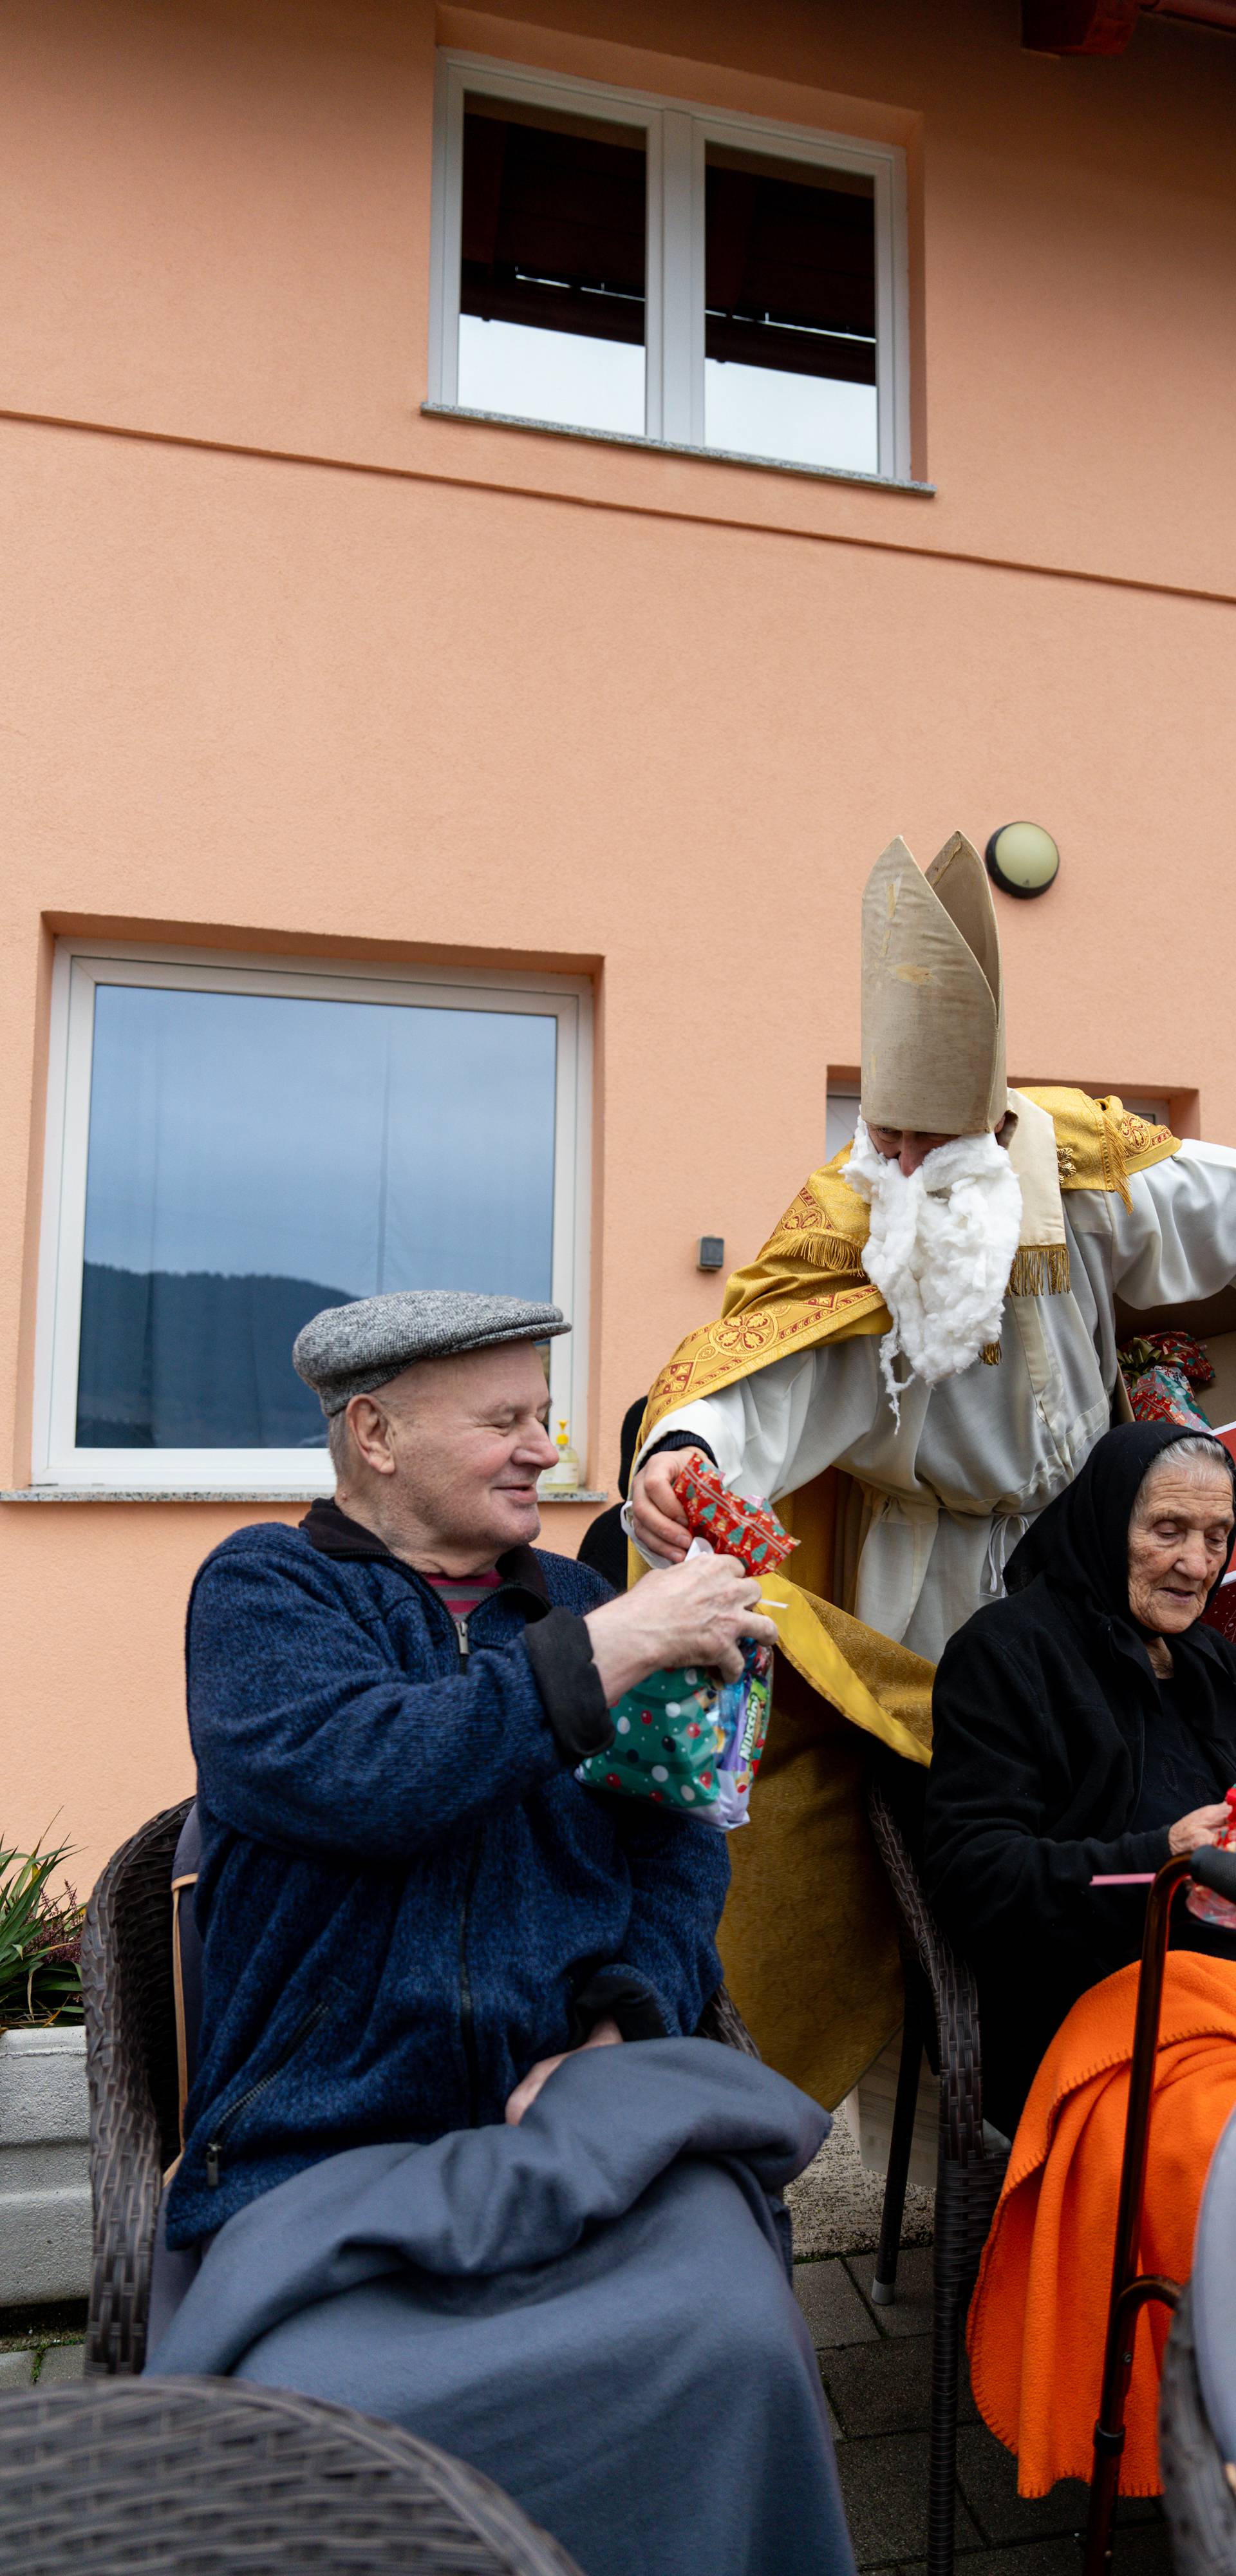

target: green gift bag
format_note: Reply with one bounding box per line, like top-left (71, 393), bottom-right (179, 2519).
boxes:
top-left (576, 1642), bottom-right (772, 1830)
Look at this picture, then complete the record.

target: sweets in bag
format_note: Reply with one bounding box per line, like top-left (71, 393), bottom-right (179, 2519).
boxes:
top-left (575, 1464), bottom-right (795, 1830)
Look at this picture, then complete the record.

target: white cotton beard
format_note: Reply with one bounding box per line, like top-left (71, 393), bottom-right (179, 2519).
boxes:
top-left (844, 1118), bottom-right (1024, 1422)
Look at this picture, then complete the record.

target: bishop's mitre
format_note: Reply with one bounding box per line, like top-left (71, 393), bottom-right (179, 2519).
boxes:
top-left (860, 831), bottom-right (1007, 1139)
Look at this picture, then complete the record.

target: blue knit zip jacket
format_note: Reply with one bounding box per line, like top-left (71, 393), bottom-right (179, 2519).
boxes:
top-left (165, 1503), bottom-right (729, 2249)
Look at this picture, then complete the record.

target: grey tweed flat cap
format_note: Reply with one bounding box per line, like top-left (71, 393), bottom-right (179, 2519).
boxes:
top-left (293, 1290), bottom-right (570, 1416)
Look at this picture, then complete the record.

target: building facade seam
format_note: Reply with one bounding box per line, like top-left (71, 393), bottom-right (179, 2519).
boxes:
top-left (1, 405), bottom-right (1233, 612)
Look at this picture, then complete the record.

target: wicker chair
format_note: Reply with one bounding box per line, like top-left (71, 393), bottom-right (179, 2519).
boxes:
top-left (866, 1781), bottom-right (1011, 2576)
top-left (1159, 2281), bottom-right (1236, 2576)
top-left (0, 2377), bottom-right (583, 2573)
top-left (81, 1797), bottom-right (760, 2376)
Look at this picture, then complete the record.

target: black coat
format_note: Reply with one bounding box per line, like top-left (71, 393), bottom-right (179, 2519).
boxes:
top-left (576, 1397), bottom-right (651, 1593)
top-left (924, 1423), bottom-right (1236, 2132)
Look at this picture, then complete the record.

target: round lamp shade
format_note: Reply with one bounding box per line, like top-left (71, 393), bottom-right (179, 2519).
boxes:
top-left (985, 820), bottom-right (1060, 898)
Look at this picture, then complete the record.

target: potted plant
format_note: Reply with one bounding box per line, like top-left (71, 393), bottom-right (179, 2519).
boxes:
top-left (0, 1842), bottom-right (91, 2306)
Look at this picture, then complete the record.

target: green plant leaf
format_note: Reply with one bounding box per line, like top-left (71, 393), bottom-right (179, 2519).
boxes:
top-left (0, 1840), bottom-right (84, 2028)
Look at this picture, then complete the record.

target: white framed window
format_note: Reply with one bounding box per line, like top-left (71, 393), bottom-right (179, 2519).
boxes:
top-left (429, 51), bottom-right (910, 483)
top-left (825, 1079), bottom-right (861, 1163)
top-left (33, 941), bottom-right (592, 1495)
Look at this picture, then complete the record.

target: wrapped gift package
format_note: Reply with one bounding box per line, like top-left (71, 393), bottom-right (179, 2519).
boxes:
top-left (576, 1463), bottom-right (794, 1831)
top-left (1118, 1330), bottom-right (1213, 1432)
top-left (666, 1456), bottom-right (799, 1577)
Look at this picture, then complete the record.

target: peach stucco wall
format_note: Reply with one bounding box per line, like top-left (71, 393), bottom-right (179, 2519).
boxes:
top-left (1, 0), bottom-right (1235, 1881)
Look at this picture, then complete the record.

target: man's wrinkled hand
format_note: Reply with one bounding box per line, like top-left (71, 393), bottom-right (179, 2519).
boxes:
top-left (628, 1448), bottom-right (709, 1563)
top-left (504, 2015), bottom-right (623, 2126)
top-left (583, 1551), bottom-right (778, 1704)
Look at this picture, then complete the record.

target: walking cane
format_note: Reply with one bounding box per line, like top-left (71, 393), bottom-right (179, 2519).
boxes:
top-left (1082, 1841), bottom-right (1236, 2576)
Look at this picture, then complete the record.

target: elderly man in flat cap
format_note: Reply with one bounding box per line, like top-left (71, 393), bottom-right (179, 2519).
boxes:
top-left (153, 1291), bottom-right (854, 2576)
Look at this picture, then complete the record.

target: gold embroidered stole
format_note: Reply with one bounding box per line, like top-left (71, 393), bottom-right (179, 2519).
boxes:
top-left (642, 1090), bottom-right (1179, 1440)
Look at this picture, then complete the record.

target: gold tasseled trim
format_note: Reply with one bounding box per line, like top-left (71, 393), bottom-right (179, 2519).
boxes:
top-left (763, 1229), bottom-right (869, 1278)
top-left (1023, 1086), bottom-right (1180, 1210)
top-left (1097, 1105), bottom-right (1133, 1211)
top-left (1008, 1243), bottom-right (1071, 1298)
top-left (980, 1341), bottom-right (1002, 1365)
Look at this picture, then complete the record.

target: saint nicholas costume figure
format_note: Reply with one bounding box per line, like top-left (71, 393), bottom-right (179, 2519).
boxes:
top-left (630, 832), bottom-right (1236, 2106)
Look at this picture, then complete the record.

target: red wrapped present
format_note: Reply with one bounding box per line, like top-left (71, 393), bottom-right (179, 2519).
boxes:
top-left (1118, 1331), bottom-right (1213, 1434)
top-left (669, 1458), bottom-right (798, 1577)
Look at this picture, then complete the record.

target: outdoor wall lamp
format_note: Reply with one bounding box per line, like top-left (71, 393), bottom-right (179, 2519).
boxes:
top-left (985, 820), bottom-right (1060, 898)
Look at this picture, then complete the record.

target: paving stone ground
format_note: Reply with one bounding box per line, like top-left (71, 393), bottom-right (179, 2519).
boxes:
top-left (0, 2303), bottom-right (86, 2387)
top-left (792, 2239), bottom-right (1170, 2576)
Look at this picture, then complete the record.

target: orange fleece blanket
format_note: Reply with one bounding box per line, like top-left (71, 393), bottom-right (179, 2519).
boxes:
top-left (968, 1952), bottom-right (1236, 2496)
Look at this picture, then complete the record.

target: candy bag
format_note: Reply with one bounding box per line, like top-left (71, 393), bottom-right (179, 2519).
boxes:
top-left (575, 1465), bottom-right (794, 1830)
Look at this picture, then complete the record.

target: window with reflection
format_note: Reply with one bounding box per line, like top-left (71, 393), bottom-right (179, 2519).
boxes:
top-left (37, 951), bottom-right (590, 1487)
top-left (434, 59), bottom-right (908, 481)
top-left (704, 147), bottom-right (877, 475)
top-left (458, 97), bottom-right (646, 437)
top-left (77, 989), bottom-right (556, 1449)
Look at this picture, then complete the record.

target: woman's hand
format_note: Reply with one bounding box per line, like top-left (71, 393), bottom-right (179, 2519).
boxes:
top-left (504, 2016), bottom-right (623, 2126)
top-left (628, 1447), bottom-right (710, 1562)
top-left (1168, 1803), bottom-right (1231, 1857)
top-left (583, 1553), bottom-right (777, 1702)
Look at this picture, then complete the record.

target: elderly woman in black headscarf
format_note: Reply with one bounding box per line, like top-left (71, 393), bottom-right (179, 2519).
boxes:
top-left (924, 1420), bottom-right (1236, 2136)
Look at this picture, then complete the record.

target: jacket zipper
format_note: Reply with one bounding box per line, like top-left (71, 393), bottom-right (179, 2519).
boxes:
top-left (453, 1611), bottom-right (483, 2126)
top-left (204, 1993), bottom-right (332, 2188)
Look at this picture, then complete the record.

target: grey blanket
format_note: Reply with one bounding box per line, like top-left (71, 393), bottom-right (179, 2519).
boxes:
top-left (149, 2037), bottom-right (854, 2576)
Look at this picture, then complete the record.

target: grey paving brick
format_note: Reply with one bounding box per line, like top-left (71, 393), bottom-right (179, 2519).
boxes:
top-left (935, 2514), bottom-right (1167, 2575)
top-left (0, 2351), bottom-right (35, 2389)
top-left (794, 2256), bottom-right (879, 2349)
top-left (954, 2423), bottom-right (1157, 2546)
top-left (904, 2553), bottom-right (1082, 2576)
top-left (1091, 2520), bottom-right (1172, 2574)
top-left (955, 2423), bottom-right (1088, 2545)
top-left (845, 2244), bottom-right (935, 2338)
top-left (824, 2335), bottom-right (979, 2439)
top-left (35, 2341), bottom-right (84, 2385)
top-left (836, 2430), bottom-right (982, 2566)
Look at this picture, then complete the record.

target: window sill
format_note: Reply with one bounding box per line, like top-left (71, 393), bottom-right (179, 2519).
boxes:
top-left (1, 1485), bottom-right (609, 1503)
top-left (421, 404), bottom-right (935, 497)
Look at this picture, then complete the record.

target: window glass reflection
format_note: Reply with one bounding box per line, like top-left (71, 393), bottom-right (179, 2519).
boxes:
top-left (77, 985), bottom-right (557, 1449)
top-left (458, 97), bottom-right (646, 436)
top-left (704, 146), bottom-right (878, 473)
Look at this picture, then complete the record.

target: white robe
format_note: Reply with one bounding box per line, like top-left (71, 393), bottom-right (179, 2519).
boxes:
top-left (638, 1140), bottom-right (1236, 1665)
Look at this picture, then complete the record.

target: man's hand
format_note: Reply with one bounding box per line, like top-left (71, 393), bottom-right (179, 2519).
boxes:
top-left (504, 2015), bottom-right (623, 2126)
top-left (583, 1552), bottom-right (778, 1704)
top-left (1168, 1803), bottom-right (1231, 1857)
top-left (628, 1446), bottom-right (710, 1563)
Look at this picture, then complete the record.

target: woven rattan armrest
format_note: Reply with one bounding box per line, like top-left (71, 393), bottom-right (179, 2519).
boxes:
top-left (82, 1797), bottom-right (192, 2376)
top-left (0, 2378), bottom-right (585, 2573)
top-left (695, 1981), bottom-right (761, 2056)
top-left (868, 1780), bottom-right (990, 2166)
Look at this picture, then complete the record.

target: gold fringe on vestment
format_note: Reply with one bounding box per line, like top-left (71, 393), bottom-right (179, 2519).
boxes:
top-left (1007, 1243), bottom-right (1072, 1298)
top-left (769, 1231), bottom-right (869, 1278)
